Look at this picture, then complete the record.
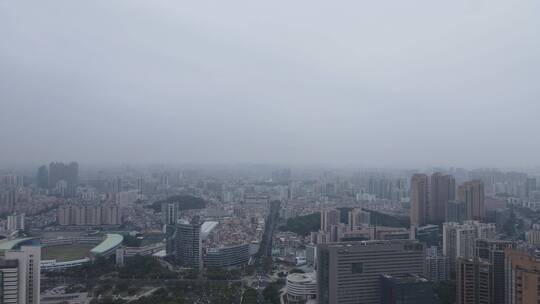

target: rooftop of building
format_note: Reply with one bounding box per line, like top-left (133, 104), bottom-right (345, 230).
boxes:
top-left (319, 239), bottom-right (421, 248)
top-left (201, 221), bottom-right (218, 239)
top-left (0, 237), bottom-right (40, 250)
top-left (90, 234), bottom-right (123, 255)
top-left (287, 272), bottom-right (316, 283)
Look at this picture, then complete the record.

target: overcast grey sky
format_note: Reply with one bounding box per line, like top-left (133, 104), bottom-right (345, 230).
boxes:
top-left (1, 0), bottom-right (539, 168)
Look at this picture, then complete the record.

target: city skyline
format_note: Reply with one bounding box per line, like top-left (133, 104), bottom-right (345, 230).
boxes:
top-left (2, 1), bottom-right (540, 303)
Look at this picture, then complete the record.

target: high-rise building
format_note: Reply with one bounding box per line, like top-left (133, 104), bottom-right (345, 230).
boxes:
top-left (56, 204), bottom-right (122, 226)
top-left (505, 249), bottom-right (540, 304)
top-left (173, 218), bottom-right (202, 271)
top-left (161, 202), bottom-right (179, 225)
top-left (136, 177), bottom-right (144, 198)
top-left (525, 177), bottom-right (537, 199)
top-left (0, 259), bottom-right (20, 304)
top-left (424, 246), bottom-right (448, 282)
top-left (446, 200), bottom-right (466, 223)
top-left (456, 257), bottom-right (491, 304)
top-left (458, 180), bottom-right (485, 221)
top-left (0, 243), bottom-right (41, 304)
top-left (525, 230), bottom-right (540, 245)
top-left (48, 162), bottom-right (79, 197)
top-left (380, 274), bottom-right (440, 304)
top-left (102, 203), bottom-right (122, 225)
top-left (348, 209), bottom-right (370, 230)
top-left (475, 239), bottom-right (516, 304)
top-left (6, 213), bottom-right (25, 231)
top-left (430, 173), bottom-right (455, 223)
top-left (410, 174), bottom-right (429, 226)
top-left (443, 221), bottom-right (496, 274)
top-left (320, 209), bottom-right (340, 232)
top-left (316, 240), bottom-right (425, 304)
top-left (0, 188), bottom-right (17, 213)
top-left (0, 175), bottom-right (24, 188)
top-left (36, 165), bottom-right (49, 189)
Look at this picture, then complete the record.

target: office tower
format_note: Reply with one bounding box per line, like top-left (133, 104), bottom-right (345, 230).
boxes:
top-left (161, 202), bottom-right (179, 225)
top-left (380, 274), bottom-right (440, 304)
top-left (174, 218), bottom-right (202, 271)
top-left (475, 239), bottom-right (516, 304)
top-left (443, 221), bottom-right (496, 274)
top-left (6, 213), bottom-right (25, 231)
top-left (505, 250), bottom-right (540, 304)
top-left (0, 259), bottom-right (19, 303)
top-left (348, 209), bottom-right (370, 230)
top-left (458, 180), bottom-right (485, 221)
top-left (204, 244), bottom-right (250, 268)
top-left (48, 162), bottom-right (79, 197)
top-left (317, 240), bottom-right (425, 304)
top-left (410, 174), bottom-right (429, 226)
top-left (525, 177), bottom-right (537, 198)
top-left (430, 173), bottom-right (455, 223)
top-left (446, 200), bottom-right (466, 223)
top-left (36, 165), bottom-right (49, 189)
top-left (1, 245), bottom-right (41, 304)
top-left (424, 246), bottom-right (448, 282)
top-left (456, 257), bottom-right (491, 304)
top-left (320, 209), bottom-right (340, 232)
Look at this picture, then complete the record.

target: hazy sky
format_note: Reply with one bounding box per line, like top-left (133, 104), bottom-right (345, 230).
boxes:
top-left (1, 0), bottom-right (539, 168)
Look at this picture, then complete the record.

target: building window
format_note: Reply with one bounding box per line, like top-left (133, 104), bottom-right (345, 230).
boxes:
top-left (352, 262), bottom-right (363, 274)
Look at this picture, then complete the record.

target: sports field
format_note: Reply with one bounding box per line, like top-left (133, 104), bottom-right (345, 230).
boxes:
top-left (41, 244), bottom-right (94, 262)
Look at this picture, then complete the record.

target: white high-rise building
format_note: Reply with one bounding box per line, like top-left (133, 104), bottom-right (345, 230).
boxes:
top-left (6, 213), bottom-right (25, 231)
top-left (443, 221), bottom-right (496, 273)
top-left (0, 244), bottom-right (41, 304)
top-left (0, 259), bottom-right (19, 304)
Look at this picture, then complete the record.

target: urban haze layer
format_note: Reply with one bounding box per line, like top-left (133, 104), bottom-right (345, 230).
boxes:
top-left (1, 164), bottom-right (540, 303)
top-left (2, 1), bottom-right (540, 304)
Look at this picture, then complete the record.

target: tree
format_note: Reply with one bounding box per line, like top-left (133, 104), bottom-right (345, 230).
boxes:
top-left (279, 213), bottom-right (320, 236)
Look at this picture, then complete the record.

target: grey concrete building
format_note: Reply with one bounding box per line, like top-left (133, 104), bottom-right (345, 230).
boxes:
top-left (316, 240), bottom-right (425, 304)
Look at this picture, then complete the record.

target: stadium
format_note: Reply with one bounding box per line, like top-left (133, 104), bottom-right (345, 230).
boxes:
top-left (39, 234), bottom-right (123, 271)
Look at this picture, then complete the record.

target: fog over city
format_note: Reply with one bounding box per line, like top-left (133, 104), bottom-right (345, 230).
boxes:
top-left (1, 0), bottom-right (539, 168)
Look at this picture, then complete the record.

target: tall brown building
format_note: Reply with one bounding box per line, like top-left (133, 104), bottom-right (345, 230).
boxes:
top-left (430, 173), bottom-right (455, 223)
top-left (505, 250), bottom-right (540, 304)
top-left (458, 180), bottom-right (485, 221)
top-left (457, 257), bottom-right (491, 304)
top-left (410, 174), bottom-right (429, 226)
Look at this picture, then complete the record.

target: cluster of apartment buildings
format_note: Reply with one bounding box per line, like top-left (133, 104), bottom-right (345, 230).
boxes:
top-left (57, 203), bottom-right (122, 226)
top-left (410, 173), bottom-right (486, 226)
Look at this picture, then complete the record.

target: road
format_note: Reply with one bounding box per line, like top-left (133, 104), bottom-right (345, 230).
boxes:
top-left (252, 200), bottom-right (281, 303)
